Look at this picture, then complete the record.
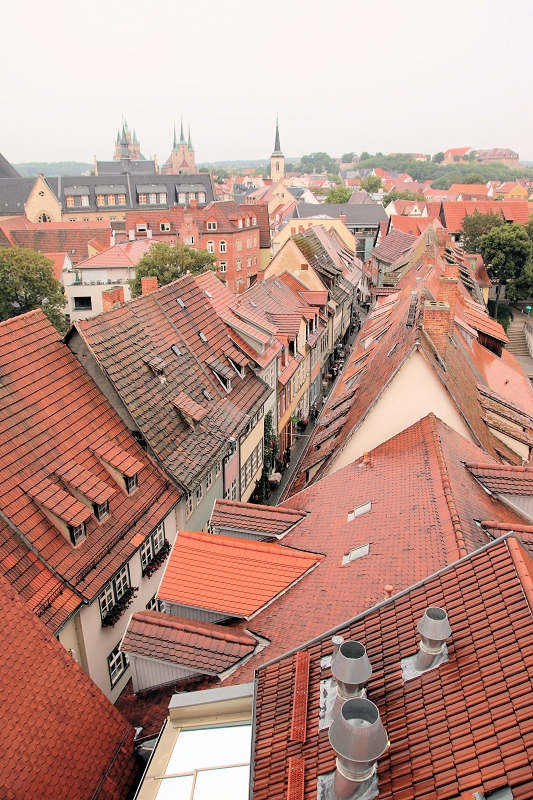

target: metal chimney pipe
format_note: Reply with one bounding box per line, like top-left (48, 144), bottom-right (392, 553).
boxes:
top-left (328, 698), bottom-right (389, 800)
top-left (332, 635), bottom-right (344, 658)
top-left (331, 641), bottom-right (372, 704)
top-left (413, 606), bottom-right (451, 673)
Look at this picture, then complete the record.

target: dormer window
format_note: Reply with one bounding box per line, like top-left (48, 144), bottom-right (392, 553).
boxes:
top-left (245, 218), bottom-right (250, 227)
top-left (138, 194), bottom-right (147, 204)
top-left (207, 221), bottom-right (217, 230)
top-left (94, 500), bottom-right (109, 522)
top-left (125, 473), bottom-right (138, 494)
top-left (69, 522), bottom-right (86, 546)
top-left (238, 218), bottom-right (243, 228)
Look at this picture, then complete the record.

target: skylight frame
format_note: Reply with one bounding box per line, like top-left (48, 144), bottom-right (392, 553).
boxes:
top-left (347, 501), bottom-right (372, 522)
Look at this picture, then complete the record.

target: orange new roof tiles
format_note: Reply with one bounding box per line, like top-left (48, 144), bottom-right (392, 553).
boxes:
top-left (252, 535), bottom-right (533, 800)
top-left (157, 530), bottom-right (324, 618)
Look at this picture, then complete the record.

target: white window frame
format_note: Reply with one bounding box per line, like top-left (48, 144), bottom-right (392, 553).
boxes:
top-left (207, 221), bottom-right (217, 230)
top-left (81, 195), bottom-right (90, 206)
top-left (207, 241), bottom-right (214, 253)
top-left (198, 192), bottom-right (206, 203)
top-left (215, 461), bottom-right (222, 479)
top-left (160, 222), bottom-right (170, 232)
top-left (125, 473), bottom-right (138, 494)
top-left (179, 192), bottom-right (186, 203)
top-left (206, 470), bottom-right (213, 491)
top-left (140, 522), bottom-right (166, 572)
top-left (99, 565), bottom-right (130, 619)
top-left (196, 482), bottom-right (204, 504)
top-left (159, 193), bottom-right (167, 204)
top-left (117, 194), bottom-right (126, 205)
top-left (219, 261), bottom-right (227, 273)
top-left (108, 642), bottom-right (128, 687)
top-left (138, 193), bottom-right (147, 204)
top-left (186, 492), bottom-right (193, 519)
top-left (149, 193), bottom-right (157, 204)
top-left (219, 240), bottom-right (227, 253)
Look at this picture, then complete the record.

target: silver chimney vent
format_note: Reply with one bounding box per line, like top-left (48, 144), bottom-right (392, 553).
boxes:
top-left (413, 606), bottom-right (451, 673)
top-left (332, 635), bottom-right (344, 658)
top-left (328, 697), bottom-right (389, 799)
top-left (331, 641), bottom-right (372, 716)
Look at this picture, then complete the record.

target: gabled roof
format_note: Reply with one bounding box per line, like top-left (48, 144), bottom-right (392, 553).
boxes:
top-left (73, 275), bottom-right (270, 490)
top-left (293, 203), bottom-right (387, 225)
top-left (0, 218), bottom-right (112, 264)
top-left (0, 573), bottom-right (137, 799)
top-left (121, 610), bottom-right (257, 675)
top-left (210, 498), bottom-right (307, 537)
top-left (157, 530), bottom-right (324, 618)
top-left (370, 228), bottom-right (417, 264)
top-left (0, 152), bottom-right (20, 178)
top-left (0, 310), bottom-right (180, 614)
top-left (466, 461), bottom-right (533, 494)
top-left (73, 238), bottom-right (153, 269)
top-left (251, 535), bottom-right (533, 800)
top-left (440, 200), bottom-right (530, 233)
top-left (0, 176), bottom-right (41, 214)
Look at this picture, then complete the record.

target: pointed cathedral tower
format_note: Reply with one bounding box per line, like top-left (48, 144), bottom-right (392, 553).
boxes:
top-left (271, 117), bottom-right (285, 182)
top-left (161, 117), bottom-right (197, 174)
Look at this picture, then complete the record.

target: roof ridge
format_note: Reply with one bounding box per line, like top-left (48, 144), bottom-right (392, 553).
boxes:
top-left (506, 536), bottom-right (533, 612)
top-left (135, 611), bottom-right (255, 645)
top-left (466, 461), bottom-right (533, 473)
top-left (180, 529), bottom-right (324, 561)
top-left (427, 413), bottom-right (468, 558)
top-left (215, 498), bottom-right (305, 517)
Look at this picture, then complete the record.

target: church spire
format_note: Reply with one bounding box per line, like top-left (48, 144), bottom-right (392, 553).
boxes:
top-left (272, 115), bottom-right (283, 156)
top-left (173, 122), bottom-right (178, 150)
top-left (179, 116), bottom-right (186, 145)
top-left (188, 123), bottom-right (194, 152)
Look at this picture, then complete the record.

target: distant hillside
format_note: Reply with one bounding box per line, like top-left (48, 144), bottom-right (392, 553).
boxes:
top-left (198, 158), bottom-right (300, 171)
top-left (12, 162), bottom-right (93, 177)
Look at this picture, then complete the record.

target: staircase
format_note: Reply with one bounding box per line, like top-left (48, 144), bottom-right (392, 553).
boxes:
top-left (506, 322), bottom-right (530, 358)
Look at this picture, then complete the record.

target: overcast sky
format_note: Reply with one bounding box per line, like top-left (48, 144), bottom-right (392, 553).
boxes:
top-left (2, 0), bottom-right (532, 165)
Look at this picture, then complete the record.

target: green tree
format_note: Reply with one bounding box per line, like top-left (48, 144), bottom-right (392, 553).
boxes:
top-left (341, 152), bottom-right (355, 163)
top-left (198, 166), bottom-right (210, 173)
top-left (459, 210), bottom-right (505, 253)
top-left (463, 172), bottom-right (485, 184)
top-left (521, 215), bottom-right (533, 245)
top-left (360, 175), bottom-right (382, 193)
top-left (129, 242), bottom-right (217, 298)
top-left (480, 225), bottom-right (533, 317)
top-left (326, 186), bottom-right (352, 203)
top-left (214, 168), bottom-right (229, 183)
top-left (383, 190), bottom-right (426, 208)
top-left (299, 151), bottom-right (336, 174)
top-left (360, 151), bottom-right (372, 161)
top-left (0, 247), bottom-right (67, 332)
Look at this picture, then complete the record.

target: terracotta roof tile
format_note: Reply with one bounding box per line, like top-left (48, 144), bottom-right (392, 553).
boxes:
top-left (157, 529), bottom-right (324, 617)
top-left (210, 498), bottom-right (307, 537)
top-left (0, 572), bottom-right (137, 799)
top-left (121, 610), bottom-right (257, 674)
top-left (252, 536), bottom-right (533, 800)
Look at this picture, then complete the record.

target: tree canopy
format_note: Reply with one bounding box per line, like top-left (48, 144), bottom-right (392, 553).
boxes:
top-left (360, 175), bottom-right (382, 193)
top-left (432, 152), bottom-right (445, 163)
top-left (326, 186), bottom-right (352, 204)
top-left (459, 210), bottom-right (505, 253)
top-left (341, 152), bottom-right (355, 163)
top-left (480, 225), bottom-right (533, 316)
top-left (383, 190), bottom-right (426, 208)
top-left (129, 242), bottom-right (217, 298)
top-left (297, 152), bottom-right (337, 174)
top-left (0, 247), bottom-right (67, 332)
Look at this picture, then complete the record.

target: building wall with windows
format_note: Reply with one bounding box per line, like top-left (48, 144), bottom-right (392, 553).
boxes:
top-left (58, 507), bottom-right (179, 702)
top-left (184, 462), bottom-right (224, 532)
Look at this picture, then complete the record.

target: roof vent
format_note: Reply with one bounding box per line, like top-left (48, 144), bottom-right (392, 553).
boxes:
top-left (199, 332), bottom-right (208, 342)
top-left (202, 389), bottom-right (212, 401)
top-left (331, 642), bottom-right (372, 710)
top-left (205, 290), bottom-right (213, 299)
top-left (250, 301), bottom-right (257, 307)
top-left (171, 344), bottom-right (182, 357)
top-left (176, 297), bottom-right (186, 308)
top-left (413, 606), bottom-right (451, 673)
top-left (327, 698), bottom-right (389, 800)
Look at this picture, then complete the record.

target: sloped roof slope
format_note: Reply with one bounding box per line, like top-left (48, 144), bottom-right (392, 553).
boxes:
top-left (0, 572), bottom-right (137, 800)
top-left (252, 535), bottom-right (533, 800)
top-left (0, 153), bottom-right (21, 178)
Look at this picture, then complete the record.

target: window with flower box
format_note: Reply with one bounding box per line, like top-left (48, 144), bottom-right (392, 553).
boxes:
top-left (99, 566), bottom-right (137, 627)
top-left (108, 642), bottom-right (129, 687)
top-left (140, 523), bottom-right (170, 577)
top-left (146, 594), bottom-right (162, 611)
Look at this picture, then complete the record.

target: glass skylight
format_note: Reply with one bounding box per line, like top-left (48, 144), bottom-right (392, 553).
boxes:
top-left (347, 502), bottom-right (371, 522)
top-left (342, 543), bottom-right (370, 565)
top-left (156, 724), bottom-right (252, 800)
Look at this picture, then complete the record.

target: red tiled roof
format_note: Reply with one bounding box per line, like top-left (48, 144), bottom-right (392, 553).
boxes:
top-left (90, 437), bottom-right (144, 477)
top-left (157, 530), bottom-right (324, 618)
top-left (55, 461), bottom-right (116, 504)
top-left (370, 228), bottom-right (417, 263)
top-left (466, 462), bottom-right (533, 495)
top-left (0, 310), bottom-right (180, 610)
top-left (5, 220), bottom-right (111, 264)
top-left (121, 610), bottom-right (257, 674)
top-left (171, 391), bottom-right (207, 423)
top-left (252, 535), bottom-right (533, 800)
top-left (74, 238), bottom-right (153, 269)
top-left (463, 305), bottom-right (509, 342)
top-left (441, 200), bottom-right (530, 233)
top-left (448, 183), bottom-right (489, 195)
top-left (44, 251), bottom-right (68, 280)
top-left (210, 498), bottom-right (307, 537)
top-left (0, 572), bottom-right (137, 799)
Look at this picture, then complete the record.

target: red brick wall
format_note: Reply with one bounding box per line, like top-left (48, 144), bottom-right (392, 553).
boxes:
top-left (102, 286), bottom-right (125, 311)
top-left (423, 301), bottom-right (450, 358)
top-left (141, 277), bottom-right (158, 295)
top-left (437, 277), bottom-right (458, 332)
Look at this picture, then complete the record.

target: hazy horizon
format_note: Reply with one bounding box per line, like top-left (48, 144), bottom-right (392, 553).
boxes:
top-left (2, 0), bottom-right (532, 164)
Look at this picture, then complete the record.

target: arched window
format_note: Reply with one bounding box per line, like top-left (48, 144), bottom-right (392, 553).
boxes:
top-left (219, 240), bottom-right (227, 253)
top-left (37, 213), bottom-right (51, 223)
top-left (276, 162), bottom-right (279, 171)
top-left (207, 241), bottom-right (214, 253)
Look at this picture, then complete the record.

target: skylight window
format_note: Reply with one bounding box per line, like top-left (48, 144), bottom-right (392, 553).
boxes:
top-left (203, 390), bottom-right (212, 401)
top-left (205, 290), bottom-right (213, 299)
top-left (199, 332), bottom-right (208, 342)
top-left (347, 502), bottom-right (371, 522)
top-left (250, 301), bottom-right (257, 308)
top-left (177, 297), bottom-right (186, 308)
top-left (342, 543), bottom-right (370, 565)
top-left (387, 343), bottom-right (398, 357)
top-left (171, 344), bottom-right (182, 357)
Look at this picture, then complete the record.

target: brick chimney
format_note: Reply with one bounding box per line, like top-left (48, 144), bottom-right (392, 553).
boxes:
top-left (102, 286), bottom-right (125, 312)
top-left (423, 300), bottom-right (451, 359)
top-left (141, 276), bottom-right (159, 295)
top-left (340, 214), bottom-right (346, 225)
top-left (437, 276), bottom-right (458, 333)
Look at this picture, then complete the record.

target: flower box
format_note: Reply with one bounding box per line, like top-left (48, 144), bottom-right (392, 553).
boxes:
top-left (101, 586), bottom-right (138, 628)
top-left (142, 540), bottom-right (171, 578)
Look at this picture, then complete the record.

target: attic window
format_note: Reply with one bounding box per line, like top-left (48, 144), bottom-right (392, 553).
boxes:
top-left (176, 297), bottom-right (186, 308)
top-left (125, 473), bottom-right (138, 494)
top-left (93, 500), bottom-right (109, 522)
top-left (199, 332), bottom-right (208, 342)
top-left (347, 502), bottom-right (371, 522)
top-left (143, 356), bottom-right (167, 375)
top-left (229, 357), bottom-right (245, 379)
top-left (203, 390), bottom-right (212, 401)
top-left (69, 522), bottom-right (86, 546)
top-left (171, 344), bottom-right (183, 357)
top-left (342, 543), bottom-right (369, 565)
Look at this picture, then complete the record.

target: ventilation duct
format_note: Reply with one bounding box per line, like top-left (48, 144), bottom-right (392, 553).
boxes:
top-left (328, 698), bottom-right (389, 799)
top-left (413, 606), bottom-right (451, 673)
top-left (331, 641), bottom-right (372, 713)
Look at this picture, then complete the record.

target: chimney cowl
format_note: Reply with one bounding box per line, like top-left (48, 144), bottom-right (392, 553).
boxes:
top-left (414, 606), bottom-right (451, 673)
top-left (328, 698), bottom-right (389, 798)
top-left (331, 641), bottom-right (372, 700)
